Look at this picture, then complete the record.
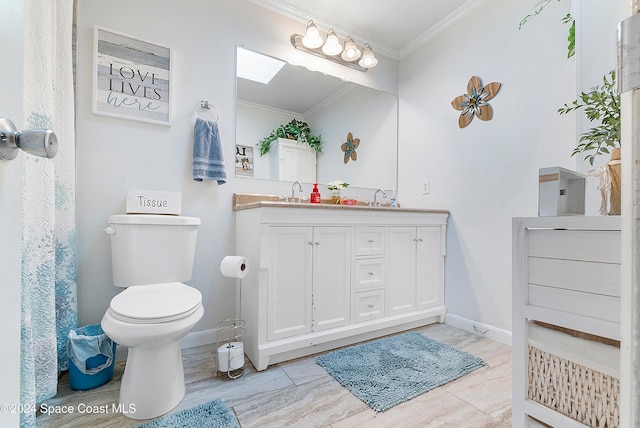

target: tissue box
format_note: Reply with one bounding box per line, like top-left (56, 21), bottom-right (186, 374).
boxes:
top-left (538, 167), bottom-right (585, 216)
top-left (126, 190), bottom-right (181, 215)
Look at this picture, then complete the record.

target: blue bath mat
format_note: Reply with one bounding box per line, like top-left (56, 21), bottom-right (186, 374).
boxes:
top-left (132, 398), bottom-right (239, 428)
top-left (316, 332), bottom-right (486, 412)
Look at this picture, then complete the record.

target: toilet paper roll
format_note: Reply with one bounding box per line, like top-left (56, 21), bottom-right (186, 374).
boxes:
top-left (217, 342), bottom-right (244, 372)
top-left (220, 256), bottom-right (248, 279)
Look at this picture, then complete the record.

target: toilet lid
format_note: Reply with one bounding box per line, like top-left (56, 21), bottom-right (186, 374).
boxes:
top-left (110, 282), bottom-right (202, 323)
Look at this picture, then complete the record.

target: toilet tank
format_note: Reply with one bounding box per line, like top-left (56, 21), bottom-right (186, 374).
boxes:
top-left (107, 214), bottom-right (200, 287)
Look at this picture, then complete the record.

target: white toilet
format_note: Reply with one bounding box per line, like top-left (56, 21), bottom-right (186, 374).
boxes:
top-left (101, 214), bottom-right (204, 420)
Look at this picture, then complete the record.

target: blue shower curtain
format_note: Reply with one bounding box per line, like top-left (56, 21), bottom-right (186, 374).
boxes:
top-left (20, 1), bottom-right (77, 427)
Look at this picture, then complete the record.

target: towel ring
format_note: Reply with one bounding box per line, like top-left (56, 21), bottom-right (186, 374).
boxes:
top-left (194, 100), bottom-right (220, 122)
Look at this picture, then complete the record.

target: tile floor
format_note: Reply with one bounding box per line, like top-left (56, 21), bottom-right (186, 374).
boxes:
top-left (37, 323), bottom-right (512, 427)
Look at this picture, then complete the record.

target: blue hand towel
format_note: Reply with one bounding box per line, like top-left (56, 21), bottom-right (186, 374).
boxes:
top-left (193, 117), bottom-right (226, 184)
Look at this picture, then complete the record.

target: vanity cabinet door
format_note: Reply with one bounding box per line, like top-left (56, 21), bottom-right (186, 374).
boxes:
top-left (415, 227), bottom-right (444, 310)
top-left (267, 226), bottom-right (313, 341)
top-left (312, 227), bottom-right (351, 331)
top-left (387, 227), bottom-right (417, 315)
top-left (387, 226), bottom-right (445, 315)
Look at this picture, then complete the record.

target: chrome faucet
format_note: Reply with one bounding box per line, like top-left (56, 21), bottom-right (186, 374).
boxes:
top-left (373, 188), bottom-right (387, 206)
top-left (291, 181), bottom-right (303, 202)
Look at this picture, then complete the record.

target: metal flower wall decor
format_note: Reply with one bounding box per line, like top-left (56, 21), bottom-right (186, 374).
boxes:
top-left (341, 132), bottom-right (360, 163)
top-left (451, 76), bottom-right (501, 128)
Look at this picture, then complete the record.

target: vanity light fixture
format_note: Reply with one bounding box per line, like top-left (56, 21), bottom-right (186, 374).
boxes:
top-left (290, 20), bottom-right (377, 72)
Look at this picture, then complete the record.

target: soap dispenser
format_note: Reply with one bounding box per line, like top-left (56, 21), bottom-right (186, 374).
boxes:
top-left (310, 183), bottom-right (321, 203)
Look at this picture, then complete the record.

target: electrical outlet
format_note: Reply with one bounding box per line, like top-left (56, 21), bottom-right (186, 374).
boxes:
top-left (422, 180), bottom-right (430, 195)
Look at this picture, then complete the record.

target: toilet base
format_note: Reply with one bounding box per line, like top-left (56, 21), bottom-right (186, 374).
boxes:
top-left (119, 342), bottom-right (185, 420)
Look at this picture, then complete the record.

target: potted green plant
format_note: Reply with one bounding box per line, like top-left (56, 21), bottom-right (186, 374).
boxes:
top-left (558, 70), bottom-right (621, 214)
top-left (257, 119), bottom-right (323, 156)
top-left (558, 70), bottom-right (620, 165)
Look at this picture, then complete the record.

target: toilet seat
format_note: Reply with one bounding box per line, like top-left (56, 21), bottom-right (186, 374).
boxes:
top-left (110, 282), bottom-right (202, 324)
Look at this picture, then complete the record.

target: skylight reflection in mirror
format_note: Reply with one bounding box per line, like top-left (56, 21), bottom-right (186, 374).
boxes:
top-left (237, 47), bottom-right (286, 84)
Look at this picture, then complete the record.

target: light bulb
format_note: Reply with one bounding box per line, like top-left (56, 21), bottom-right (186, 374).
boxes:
top-left (301, 20), bottom-right (323, 49)
top-left (358, 44), bottom-right (378, 68)
top-left (341, 36), bottom-right (361, 61)
top-left (322, 29), bottom-right (343, 56)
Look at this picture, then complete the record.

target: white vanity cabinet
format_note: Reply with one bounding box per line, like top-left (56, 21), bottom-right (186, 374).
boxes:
top-left (235, 202), bottom-right (448, 371)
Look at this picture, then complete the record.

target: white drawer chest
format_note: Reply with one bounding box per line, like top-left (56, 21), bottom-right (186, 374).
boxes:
top-left (512, 216), bottom-right (621, 427)
top-left (234, 198), bottom-right (449, 371)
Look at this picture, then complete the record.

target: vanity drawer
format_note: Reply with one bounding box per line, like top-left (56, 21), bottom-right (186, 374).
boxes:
top-left (354, 227), bottom-right (386, 256)
top-left (352, 289), bottom-right (385, 323)
top-left (353, 258), bottom-right (385, 290)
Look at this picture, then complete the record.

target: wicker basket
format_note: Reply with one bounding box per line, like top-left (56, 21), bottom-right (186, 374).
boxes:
top-left (528, 346), bottom-right (620, 427)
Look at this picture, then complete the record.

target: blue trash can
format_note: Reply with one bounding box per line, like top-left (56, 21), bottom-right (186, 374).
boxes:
top-left (67, 324), bottom-right (116, 391)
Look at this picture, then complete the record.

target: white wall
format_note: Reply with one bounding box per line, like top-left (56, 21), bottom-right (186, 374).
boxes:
top-left (399, 0), bottom-right (619, 333)
top-left (75, 0), bottom-right (397, 333)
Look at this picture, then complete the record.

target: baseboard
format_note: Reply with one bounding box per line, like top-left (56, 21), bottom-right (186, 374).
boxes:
top-left (180, 328), bottom-right (218, 349)
top-left (444, 313), bottom-right (512, 346)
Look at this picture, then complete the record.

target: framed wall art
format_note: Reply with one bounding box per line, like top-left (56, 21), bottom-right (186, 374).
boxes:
top-left (93, 26), bottom-right (172, 126)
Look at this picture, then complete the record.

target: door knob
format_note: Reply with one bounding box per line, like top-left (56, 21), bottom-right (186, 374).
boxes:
top-left (0, 117), bottom-right (58, 161)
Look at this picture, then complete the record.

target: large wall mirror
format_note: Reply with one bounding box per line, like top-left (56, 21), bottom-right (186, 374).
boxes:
top-left (235, 47), bottom-right (398, 190)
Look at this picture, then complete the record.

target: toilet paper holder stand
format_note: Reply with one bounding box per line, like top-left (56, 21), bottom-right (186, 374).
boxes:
top-left (216, 319), bottom-right (246, 379)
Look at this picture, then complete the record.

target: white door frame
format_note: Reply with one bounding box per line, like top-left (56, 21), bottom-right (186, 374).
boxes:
top-left (0, 0), bottom-right (25, 427)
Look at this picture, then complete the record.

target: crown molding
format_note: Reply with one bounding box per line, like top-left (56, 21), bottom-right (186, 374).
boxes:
top-left (400, 0), bottom-right (488, 59)
top-left (236, 99), bottom-right (304, 119)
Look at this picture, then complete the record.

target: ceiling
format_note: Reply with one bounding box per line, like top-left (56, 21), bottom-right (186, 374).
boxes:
top-left (249, 0), bottom-right (484, 59)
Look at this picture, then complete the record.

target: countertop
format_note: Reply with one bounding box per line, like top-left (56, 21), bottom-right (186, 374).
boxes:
top-left (232, 193), bottom-right (450, 215)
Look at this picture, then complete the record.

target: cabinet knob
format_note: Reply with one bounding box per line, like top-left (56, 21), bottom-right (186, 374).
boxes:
top-left (368, 239), bottom-right (374, 243)
top-left (417, 238), bottom-right (423, 242)
top-left (308, 241), bottom-right (314, 246)
top-left (368, 304), bottom-right (374, 308)
top-left (314, 241), bottom-right (320, 245)
top-left (368, 272), bottom-right (374, 276)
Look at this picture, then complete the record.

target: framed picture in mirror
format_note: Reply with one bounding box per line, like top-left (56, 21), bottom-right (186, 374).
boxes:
top-left (236, 145), bottom-right (254, 176)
